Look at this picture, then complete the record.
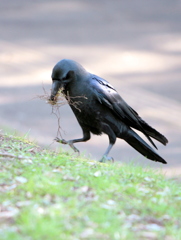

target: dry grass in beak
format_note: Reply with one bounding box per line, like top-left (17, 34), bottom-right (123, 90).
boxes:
top-left (37, 86), bottom-right (67, 107)
top-left (36, 86), bottom-right (88, 141)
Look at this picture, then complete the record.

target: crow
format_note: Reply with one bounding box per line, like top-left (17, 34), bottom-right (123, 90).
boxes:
top-left (50, 59), bottom-right (168, 164)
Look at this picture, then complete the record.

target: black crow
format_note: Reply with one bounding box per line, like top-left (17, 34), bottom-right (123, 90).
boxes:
top-left (50, 59), bottom-right (168, 163)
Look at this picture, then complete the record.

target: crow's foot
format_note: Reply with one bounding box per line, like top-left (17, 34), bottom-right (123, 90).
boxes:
top-left (99, 155), bottom-right (114, 163)
top-left (54, 137), bottom-right (80, 153)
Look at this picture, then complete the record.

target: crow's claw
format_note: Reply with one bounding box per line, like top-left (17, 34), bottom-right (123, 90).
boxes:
top-left (54, 137), bottom-right (80, 153)
top-left (54, 138), bottom-right (68, 144)
top-left (99, 155), bottom-right (114, 163)
top-left (69, 143), bottom-right (80, 153)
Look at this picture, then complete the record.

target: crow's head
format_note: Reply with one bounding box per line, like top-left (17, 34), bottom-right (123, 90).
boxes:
top-left (50, 59), bottom-right (88, 102)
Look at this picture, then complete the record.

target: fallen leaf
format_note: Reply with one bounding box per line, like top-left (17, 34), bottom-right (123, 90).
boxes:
top-left (79, 186), bottom-right (90, 193)
top-left (87, 162), bottom-right (96, 166)
top-left (144, 177), bottom-right (154, 182)
top-left (80, 228), bottom-right (94, 238)
top-left (63, 175), bottom-right (76, 181)
top-left (27, 148), bottom-right (36, 153)
top-left (15, 176), bottom-right (28, 184)
top-left (94, 171), bottom-right (101, 177)
top-left (52, 168), bottom-right (62, 173)
top-left (16, 201), bottom-right (31, 207)
top-left (107, 199), bottom-right (116, 205)
top-left (127, 214), bottom-right (141, 222)
top-left (22, 159), bottom-right (33, 164)
top-left (4, 184), bottom-right (17, 192)
top-left (140, 231), bottom-right (158, 239)
top-left (101, 204), bottom-right (115, 210)
top-left (145, 223), bottom-right (164, 231)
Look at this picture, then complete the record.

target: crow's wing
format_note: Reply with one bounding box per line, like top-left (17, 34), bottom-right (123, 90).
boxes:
top-left (91, 75), bottom-right (167, 148)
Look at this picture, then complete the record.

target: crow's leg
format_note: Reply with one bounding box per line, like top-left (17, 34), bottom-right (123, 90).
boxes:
top-left (55, 130), bottom-right (90, 153)
top-left (99, 124), bottom-right (116, 163)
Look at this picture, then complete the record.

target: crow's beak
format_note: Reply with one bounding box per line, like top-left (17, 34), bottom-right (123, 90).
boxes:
top-left (50, 80), bottom-right (61, 101)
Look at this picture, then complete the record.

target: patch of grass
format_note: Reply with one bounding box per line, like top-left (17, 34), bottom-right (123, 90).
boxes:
top-left (0, 133), bottom-right (181, 240)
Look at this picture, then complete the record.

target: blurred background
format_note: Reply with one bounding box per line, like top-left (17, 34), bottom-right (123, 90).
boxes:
top-left (0, 0), bottom-right (181, 176)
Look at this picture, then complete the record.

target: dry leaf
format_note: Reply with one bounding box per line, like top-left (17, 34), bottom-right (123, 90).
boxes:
top-left (94, 171), bottom-right (101, 177)
top-left (15, 176), bottom-right (28, 184)
top-left (80, 228), bottom-right (94, 238)
top-left (63, 175), bottom-right (76, 181)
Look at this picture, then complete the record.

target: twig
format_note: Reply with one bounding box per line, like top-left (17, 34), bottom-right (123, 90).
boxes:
top-left (0, 152), bottom-right (28, 159)
top-left (36, 86), bottom-right (87, 140)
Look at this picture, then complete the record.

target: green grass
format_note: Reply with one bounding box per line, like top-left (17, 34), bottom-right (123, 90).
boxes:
top-left (0, 133), bottom-right (181, 240)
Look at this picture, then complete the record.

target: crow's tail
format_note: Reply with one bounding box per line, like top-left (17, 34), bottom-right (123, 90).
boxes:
top-left (139, 119), bottom-right (168, 146)
top-left (124, 129), bottom-right (167, 164)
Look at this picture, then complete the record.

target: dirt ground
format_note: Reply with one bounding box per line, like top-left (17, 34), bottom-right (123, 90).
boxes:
top-left (0, 0), bottom-right (181, 176)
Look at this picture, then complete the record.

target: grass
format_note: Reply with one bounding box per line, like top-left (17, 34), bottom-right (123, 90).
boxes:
top-left (0, 133), bottom-right (181, 240)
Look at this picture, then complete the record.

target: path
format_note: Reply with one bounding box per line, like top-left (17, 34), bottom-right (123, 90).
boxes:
top-left (0, 0), bottom-right (181, 176)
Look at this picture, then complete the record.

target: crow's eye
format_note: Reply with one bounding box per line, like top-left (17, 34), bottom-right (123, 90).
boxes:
top-left (62, 74), bottom-right (70, 81)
